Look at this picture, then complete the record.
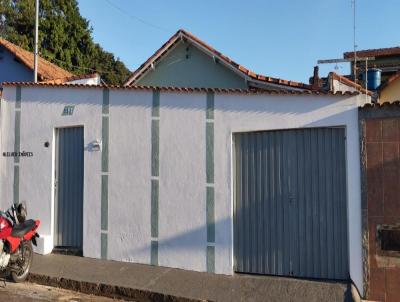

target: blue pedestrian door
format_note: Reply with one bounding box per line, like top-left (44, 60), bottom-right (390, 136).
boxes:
top-left (54, 127), bottom-right (84, 249)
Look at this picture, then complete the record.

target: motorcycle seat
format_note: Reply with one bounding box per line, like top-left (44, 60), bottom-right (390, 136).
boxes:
top-left (11, 219), bottom-right (36, 238)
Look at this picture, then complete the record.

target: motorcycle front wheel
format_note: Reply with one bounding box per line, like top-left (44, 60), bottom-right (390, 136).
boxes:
top-left (11, 240), bottom-right (33, 283)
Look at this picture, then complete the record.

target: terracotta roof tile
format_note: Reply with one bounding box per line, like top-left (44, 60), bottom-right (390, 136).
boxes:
top-left (2, 81), bottom-right (359, 96)
top-left (361, 101), bottom-right (400, 108)
top-left (344, 46), bottom-right (400, 59)
top-left (330, 72), bottom-right (372, 96)
top-left (40, 73), bottom-right (99, 84)
top-left (124, 29), bottom-right (311, 90)
top-left (0, 38), bottom-right (74, 81)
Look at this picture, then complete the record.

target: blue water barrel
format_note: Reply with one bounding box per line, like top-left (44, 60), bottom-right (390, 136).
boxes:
top-left (363, 68), bottom-right (381, 90)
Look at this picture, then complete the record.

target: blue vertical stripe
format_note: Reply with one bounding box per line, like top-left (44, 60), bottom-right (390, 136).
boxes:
top-left (151, 240), bottom-right (158, 265)
top-left (151, 90), bottom-right (160, 266)
top-left (206, 122), bottom-right (214, 184)
top-left (207, 186), bottom-right (215, 243)
top-left (207, 246), bottom-right (215, 273)
top-left (101, 233), bottom-right (108, 259)
top-left (206, 92), bottom-right (214, 120)
top-left (151, 120), bottom-right (159, 177)
top-left (13, 165), bottom-right (19, 205)
top-left (14, 111), bottom-right (21, 164)
top-left (151, 179), bottom-right (159, 238)
top-left (152, 90), bottom-right (160, 117)
top-left (15, 86), bottom-right (21, 109)
top-left (101, 88), bottom-right (110, 259)
top-left (101, 116), bottom-right (109, 172)
top-left (206, 92), bottom-right (215, 272)
top-left (101, 175), bottom-right (108, 231)
top-left (102, 88), bottom-right (109, 114)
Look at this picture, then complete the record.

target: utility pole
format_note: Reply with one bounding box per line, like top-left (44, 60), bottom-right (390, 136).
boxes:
top-left (33, 0), bottom-right (39, 83)
top-left (353, 0), bottom-right (357, 84)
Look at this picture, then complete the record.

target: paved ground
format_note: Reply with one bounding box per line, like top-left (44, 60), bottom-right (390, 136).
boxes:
top-left (0, 281), bottom-right (126, 301)
top-left (29, 253), bottom-right (353, 302)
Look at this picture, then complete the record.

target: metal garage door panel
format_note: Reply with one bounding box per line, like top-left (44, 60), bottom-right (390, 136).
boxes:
top-left (54, 127), bottom-right (84, 249)
top-left (234, 128), bottom-right (349, 280)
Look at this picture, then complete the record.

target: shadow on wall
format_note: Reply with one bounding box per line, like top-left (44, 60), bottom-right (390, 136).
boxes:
top-left (132, 216), bottom-right (231, 255)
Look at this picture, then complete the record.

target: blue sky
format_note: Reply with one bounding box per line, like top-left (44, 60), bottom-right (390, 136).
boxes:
top-left (77, 0), bottom-right (399, 83)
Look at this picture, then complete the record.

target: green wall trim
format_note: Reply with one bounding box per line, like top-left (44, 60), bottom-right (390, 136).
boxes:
top-left (102, 88), bottom-right (109, 114)
top-left (206, 122), bottom-right (214, 184)
top-left (206, 186), bottom-right (215, 243)
top-left (150, 93), bottom-right (160, 266)
top-left (151, 240), bottom-right (158, 265)
top-left (152, 90), bottom-right (160, 117)
top-left (101, 116), bottom-right (109, 172)
top-left (14, 111), bottom-right (21, 164)
top-left (15, 86), bottom-right (21, 109)
top-left (206, 92), bottom-right (214, 120)
top-left (101, 175), bottom-right (108, 231)
top-left (151, 120), bottom-right (159, 177)
top-left (13, 165), bottom-right (19, 205)
top-left (101, 233), bottom-right (108, 259)
top-left (151, 179), bottom-right (159, 238)
top-left (207, 245), bottom-right (215, 273)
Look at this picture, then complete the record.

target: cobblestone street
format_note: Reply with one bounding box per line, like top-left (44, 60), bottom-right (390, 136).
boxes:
top-left (0, 281), bottom-right (126, 302)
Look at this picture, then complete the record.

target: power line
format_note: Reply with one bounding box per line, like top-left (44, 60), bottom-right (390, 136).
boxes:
top-left (103, 0), bottom-right (170, 32)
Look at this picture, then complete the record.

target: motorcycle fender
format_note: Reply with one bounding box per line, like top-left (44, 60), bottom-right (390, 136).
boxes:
top-left (23, 220), bottom-right (40, 241)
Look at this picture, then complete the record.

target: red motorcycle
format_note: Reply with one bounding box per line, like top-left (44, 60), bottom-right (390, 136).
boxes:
top-left (0, 203), bottom-right (40, 282)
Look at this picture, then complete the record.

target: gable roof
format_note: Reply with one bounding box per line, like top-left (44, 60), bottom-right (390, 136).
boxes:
top-left (124, 29), bottom-right (311, 90)
top-left (0, 38), bottom-right (74, 81)
top-left (344, 46), bottom-right (400, 59)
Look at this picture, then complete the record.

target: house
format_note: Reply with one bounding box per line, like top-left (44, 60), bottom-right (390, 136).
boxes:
top-left (0, 38), bottom-right (100, 85)
top-left (309, 66), bottom-right (372, 96)
top-left (343, 46), bottom-right (400, 86)
top-left (0, 81), bottom-right (368, 296)
top-left (124, 29), bottom-right (311, 91)
top-left (378, 71), bottom-right (400, 103)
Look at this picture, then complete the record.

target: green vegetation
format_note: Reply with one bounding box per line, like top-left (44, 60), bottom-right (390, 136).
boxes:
top-left (0, 0), bottom-right (131, 84)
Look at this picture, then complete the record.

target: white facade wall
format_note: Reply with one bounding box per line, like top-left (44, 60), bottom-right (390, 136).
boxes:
top-left (0, 86), bottom-right (364, 293)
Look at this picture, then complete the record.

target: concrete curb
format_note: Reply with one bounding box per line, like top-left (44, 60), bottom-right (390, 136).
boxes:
top-left (28, 273), bottom-right (211, 302)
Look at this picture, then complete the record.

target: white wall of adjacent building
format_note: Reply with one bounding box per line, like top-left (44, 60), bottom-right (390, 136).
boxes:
top-left (0, 85), bottom-right (365, 293)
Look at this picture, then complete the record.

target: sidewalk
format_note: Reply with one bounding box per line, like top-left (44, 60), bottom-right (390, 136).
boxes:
top-left (29, 253), bottom-right (352, 302)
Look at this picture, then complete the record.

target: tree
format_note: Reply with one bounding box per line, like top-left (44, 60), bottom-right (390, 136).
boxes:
top-left (0, 0), bottom-right (131, 85)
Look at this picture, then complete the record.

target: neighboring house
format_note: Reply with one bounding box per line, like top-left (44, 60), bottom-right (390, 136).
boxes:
top-left (379, 71), bottom-right (400, 103)
top-left (1, 81), bottom-right (367, 296)
top-left (0, 38), bottom-right (100, 86)
top-left (124, 29), bottom-right (311, 91)
top-left (344, 46), bottom-right (400, 84)
top-left (40, 73), bottom-right (101, 86)
top-left (309, 66), bottom-right (372, 98)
